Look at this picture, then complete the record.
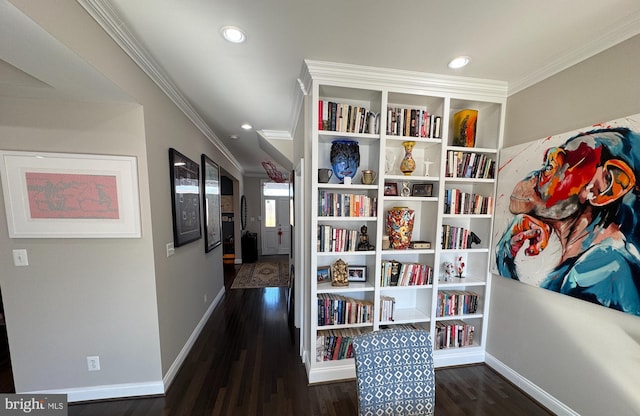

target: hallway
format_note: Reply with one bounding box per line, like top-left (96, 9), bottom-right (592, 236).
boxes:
top-left (67, 258), bottom-right (552, 415)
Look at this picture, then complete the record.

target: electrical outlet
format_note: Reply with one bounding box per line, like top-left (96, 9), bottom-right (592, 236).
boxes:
top-left (166, 242), bottom-right (175, 257)
top-left (87, 356), bottom-right (100, 371)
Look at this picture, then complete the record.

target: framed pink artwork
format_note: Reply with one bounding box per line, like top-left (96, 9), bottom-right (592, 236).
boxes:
top-left (0, 150), bottom-right (141, 238)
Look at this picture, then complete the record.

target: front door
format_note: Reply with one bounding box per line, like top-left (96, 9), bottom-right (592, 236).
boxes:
top-left (261, 182), bottom-right (291, 255)
top-left (261, 196), bottom-right (290, 255)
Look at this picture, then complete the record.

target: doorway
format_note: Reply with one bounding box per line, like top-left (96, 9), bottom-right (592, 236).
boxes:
top-left (260, 181), bottom-right (290, 256)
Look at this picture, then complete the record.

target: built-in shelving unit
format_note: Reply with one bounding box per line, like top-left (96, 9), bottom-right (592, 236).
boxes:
top-left (301, 60), bottom-right (507, 383)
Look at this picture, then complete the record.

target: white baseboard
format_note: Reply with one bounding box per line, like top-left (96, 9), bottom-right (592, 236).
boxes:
top-left (485, 353), bottom-right (579, 416)
top-left (28, 286), bottom-right (227, 403)
top-left (26, 381), bottom-right (165, 403)
top-left (162, 286), bottom-right (226, 389)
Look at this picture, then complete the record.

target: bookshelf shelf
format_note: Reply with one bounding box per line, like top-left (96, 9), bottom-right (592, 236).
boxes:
top-left (303, 61), bottom-right (505, 383)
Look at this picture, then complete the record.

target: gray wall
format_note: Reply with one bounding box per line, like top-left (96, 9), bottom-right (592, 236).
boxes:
top-left (0, 98), bottom-right (162, 393)
top-left (489, 34), bottom-right (640, 415)
top-left (3, 0), bottom-right (243, 396)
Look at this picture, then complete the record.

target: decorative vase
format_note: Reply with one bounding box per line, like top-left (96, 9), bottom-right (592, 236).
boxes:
top-left (330, 139), bottom-right (360, 182)
top-left (385, 207), bottom-right (415, 249)
top-left (400, 141), bottom-right (416, 175)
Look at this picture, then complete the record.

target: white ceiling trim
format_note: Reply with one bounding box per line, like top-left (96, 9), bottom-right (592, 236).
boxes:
top-left (508, 10), bottom-right (640, 95)
top-left (77, 0), bottom-right (243, 173)
top-left (304, 60), bottom-right (508, 101)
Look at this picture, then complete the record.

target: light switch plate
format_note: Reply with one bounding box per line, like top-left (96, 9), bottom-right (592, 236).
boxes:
top-left (12, 249), bottom-right (28, 266)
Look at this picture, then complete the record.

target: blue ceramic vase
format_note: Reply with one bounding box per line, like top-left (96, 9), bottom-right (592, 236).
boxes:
top-left (330, 139), bottom-right (360, 182)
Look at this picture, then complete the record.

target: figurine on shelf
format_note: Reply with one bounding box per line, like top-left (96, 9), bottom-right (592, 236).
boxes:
top-left (456, 256), bottom-right (466, 278)
top-left (385, 151), bottom-right (397, 174)
top-left (331, 258), bottom-right (349, 287)
top-left (357, 225), bottom-right (375, 251)
top-left (468, 231), bottom-right (482, 247)
top-left (443, 261), bottom-right (455, 282)
top-left (423, 161), bottom-right (434, 176)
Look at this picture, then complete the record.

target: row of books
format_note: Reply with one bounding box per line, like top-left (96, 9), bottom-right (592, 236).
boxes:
top-left (318, 191), bottom-right (377, 217)
top-left (380, 295), bottom-right (395, 322)
top-left (445, 150), bottom-right (495, 179)
top-left (386, 107), bottom-right (442, 139)
top-left (380, 260), bottom-right (433, 286)
top-left (316, 328), bottom-right (368, 361)
top-left (317, 225), bottom-right (361, 252)
top-left (444, 189), bottom-right (494, 215)
top-left (317, 293), bottom-right (374, 326)
top-left (436, 290), bottom-right (479, 317)
top-left (434, 320), bottom-right (475, 349)
top-left (318, 100), bottom-right (377, 134)
top-left (441, 224), bottom-right (473, 250)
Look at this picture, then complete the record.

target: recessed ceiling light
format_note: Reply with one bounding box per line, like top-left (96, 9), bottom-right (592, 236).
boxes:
top-left (230, 134), bottom-right (239, 140)
top-left (448, 56), bottom-right (471, 69)
top-left (220, 26), bottom-right (246, 43)
top-left (241, 123), bottom-right (252, 130)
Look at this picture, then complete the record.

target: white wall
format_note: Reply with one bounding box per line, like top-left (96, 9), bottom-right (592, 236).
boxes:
top-left (489, 34), bottom-right (640, 416)
top-left (3, 0), bottom-right (243, 399)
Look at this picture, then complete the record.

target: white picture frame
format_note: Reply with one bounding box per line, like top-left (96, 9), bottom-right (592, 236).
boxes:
top-left (0, 150), bottom-right (141, 238)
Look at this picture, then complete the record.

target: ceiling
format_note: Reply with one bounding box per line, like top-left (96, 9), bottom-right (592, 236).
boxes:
top-left (6, 1), bottom-right (640, 176)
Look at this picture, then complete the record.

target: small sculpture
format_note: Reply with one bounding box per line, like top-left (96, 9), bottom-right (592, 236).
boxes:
top-left (443, 261), bottom-right (455, 282)
top-left (357, 225), bottom-right (375, 251)
top-left (467, 232), bottom-right (481, 247)
top-left (331, 258), bottom-right (349, 287)
top-left (385, 152), bottom-right (397, 174)
top-left (423, 161), bottom-right (434, 176)
top-left (456, 256), bottom-right (465, 278)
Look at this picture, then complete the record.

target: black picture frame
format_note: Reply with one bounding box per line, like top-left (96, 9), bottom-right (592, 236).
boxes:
top-left (348, 265), bottom-right (367, 282)
top-left (412, 183), bottom-right (433, 197)
top-left (169, 148), bottom-right (202, 247)
top-left (384, 182), bottom-right (398, 196)
top-left (201, 154), bottom-right (222, 252)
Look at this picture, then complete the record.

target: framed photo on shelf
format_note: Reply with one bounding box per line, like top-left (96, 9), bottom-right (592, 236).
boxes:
top-left (0, 150), bottom-right (141, 238)
top-left (317, 266), bottom-right (331, 283)
top-left (348, 265), bottom-right (367, 282)
top-left (169, 148), bottom-right (202, 247)
top-left (201, 154), bottom-right (222, 252)
top-left (412, 183), bottom-right (433, 197)
top-left (384, 182), bottom-right (398, 196)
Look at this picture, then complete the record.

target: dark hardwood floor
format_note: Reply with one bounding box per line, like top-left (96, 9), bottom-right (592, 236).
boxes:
top-left (68, 257), bottom-right (553, 415)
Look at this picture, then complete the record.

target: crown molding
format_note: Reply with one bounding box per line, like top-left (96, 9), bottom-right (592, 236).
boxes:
top-left (77, 0), bottom-right (243, 173)
top-left (303, 60), bottom-right (508, 101)
top-left (508, 10), bottom-right (640, 95)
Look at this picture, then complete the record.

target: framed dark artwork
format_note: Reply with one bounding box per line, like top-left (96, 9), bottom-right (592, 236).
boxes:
top-left (317, 266), bottom-right (331, 283)
top-left (412, 183), bottom-right (433, 197)
top-left (169, 148), bottom-right (202, 247)
top-left (384, 182), bottom-right (398, 196)
top-left (201, 154), bottom-right (222, 252)
top-left (348, 265), bottom-right (367, 282)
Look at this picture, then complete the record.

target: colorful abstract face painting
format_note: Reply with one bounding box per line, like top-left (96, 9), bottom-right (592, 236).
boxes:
top-left (493, 115), bottom-right (640, 316)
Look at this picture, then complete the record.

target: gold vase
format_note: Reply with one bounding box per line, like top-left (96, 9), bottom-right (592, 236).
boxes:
top-left (400, 141), bottom-right (416, 175)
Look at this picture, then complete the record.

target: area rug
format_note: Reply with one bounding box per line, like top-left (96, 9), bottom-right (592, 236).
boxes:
top-left (231, 261), bottom-right (290, 289)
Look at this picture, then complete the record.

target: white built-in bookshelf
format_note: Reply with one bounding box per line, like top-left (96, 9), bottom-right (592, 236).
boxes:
top-left (301, 60), bottom-right (506, 383)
